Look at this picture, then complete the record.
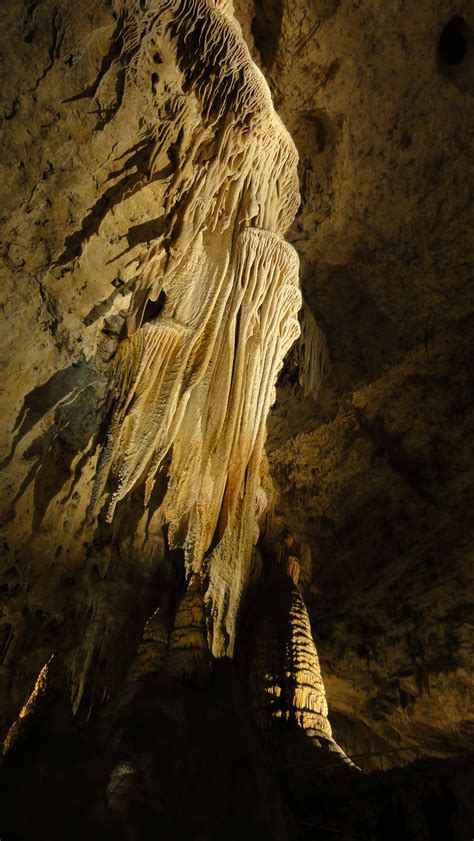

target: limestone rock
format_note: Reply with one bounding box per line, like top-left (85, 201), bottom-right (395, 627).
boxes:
top-left (0, 0), bottom-right (473, 838)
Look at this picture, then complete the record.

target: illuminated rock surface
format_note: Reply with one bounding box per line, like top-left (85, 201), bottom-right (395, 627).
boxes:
top-left (0, 0), bottom-right (473, 839)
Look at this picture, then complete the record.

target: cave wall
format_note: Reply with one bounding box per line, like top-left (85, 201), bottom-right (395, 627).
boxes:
top-left (0, 0), bottom-right (473, 838)
top-left (232, 0), bottom-right (474, 765)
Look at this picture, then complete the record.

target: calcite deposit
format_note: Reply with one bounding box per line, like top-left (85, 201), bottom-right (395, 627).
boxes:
top-left (0, 0), bottom-right (304, 719)
top-left (0, 0), bottom-right (473, 839)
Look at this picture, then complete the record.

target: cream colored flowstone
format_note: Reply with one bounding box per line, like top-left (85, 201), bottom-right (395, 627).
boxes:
top-left (91, 3), bottom-right (333, 750)
top-left (0, 0), bottom-right (342, 752)
top-left (91, 0), bottom-right (300, 656)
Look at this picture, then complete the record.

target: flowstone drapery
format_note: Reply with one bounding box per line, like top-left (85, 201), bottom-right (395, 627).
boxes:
top-left (92, 0), bottom-right (302, 659)
top-left (82, 0), bottom-right (342, 750)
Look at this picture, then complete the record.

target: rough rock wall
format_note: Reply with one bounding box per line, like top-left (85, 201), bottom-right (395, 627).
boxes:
top-left (233, 0), bottom-right (474, 765)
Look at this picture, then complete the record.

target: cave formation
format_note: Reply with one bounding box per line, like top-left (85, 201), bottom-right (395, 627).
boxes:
top-left (0, 0), bottom-right (473, 839)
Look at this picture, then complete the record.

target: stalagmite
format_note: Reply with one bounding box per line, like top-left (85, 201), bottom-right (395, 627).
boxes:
top-left (3, 657), bottom-right (54, 756)
top-left (248, 538), bottom-right (358, 766)
top-left (127, 607), bottom-right (169, 683)
top-left (249, 552), bottom-right (332, 741)
top-left (166, 575), bottom-right (210, 683)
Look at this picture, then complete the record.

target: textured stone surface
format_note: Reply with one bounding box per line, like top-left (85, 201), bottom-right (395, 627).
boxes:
top-left (0, 0), bottom-right (473, 838)
top-left (0, 0), bottom-right (302, 730)
top-left (233, 0), bottom-right (474, 766)
top-left (249, 548), bottom-right (334, 739)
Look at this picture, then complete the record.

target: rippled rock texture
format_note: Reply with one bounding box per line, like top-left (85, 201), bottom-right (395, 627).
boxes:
top-left (0, 0), bottom-right (473, 839)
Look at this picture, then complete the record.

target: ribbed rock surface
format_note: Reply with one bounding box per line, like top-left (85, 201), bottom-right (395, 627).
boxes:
top-left (249, 554), bottom-right (332, 739)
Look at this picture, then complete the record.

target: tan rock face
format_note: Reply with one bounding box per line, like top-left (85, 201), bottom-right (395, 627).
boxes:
top-left (0, 2), bottom-right (472, 837)
top-left (233, 0), bottom-right (474, 764)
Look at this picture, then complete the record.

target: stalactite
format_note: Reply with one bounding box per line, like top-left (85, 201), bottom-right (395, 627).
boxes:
top-left (69, 597), bottom-right (106, 715)
top-left (297, 301), bottom-right (330, 400)
top-left (92, 0), bottom-right (302, 659)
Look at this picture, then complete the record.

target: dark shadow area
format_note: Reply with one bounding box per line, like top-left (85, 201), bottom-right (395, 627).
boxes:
top-left (1, 662), bottom-right (472, 841)
top-left (54, 138), bottom-right (157, 266)
top-left (438, 15), bottom-right (472, 93)
top-left (251, 0), bottom-right (284, 70)
top-left (83, 287), bottom-right (130, 327)
top-left (126, 217), bottom-right (165, 251)
top-left (1, 362), bottom-right (93, 470)
top-left (439, 16), bottom-right (468, 67)
top-left (0, 664), bottom-right (288, 841)
top-left (0, 361), bottom-right (105, 530)
top-left (140, 289), bottom-right (166, 327)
